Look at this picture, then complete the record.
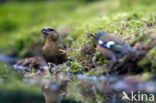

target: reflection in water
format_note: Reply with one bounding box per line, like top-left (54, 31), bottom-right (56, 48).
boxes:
top-left (42, 80), bottom-right (68, 103)
top-left (39, 74), bottom-right (156, 103)
top-left (1, 57), bottom-right (156, 103)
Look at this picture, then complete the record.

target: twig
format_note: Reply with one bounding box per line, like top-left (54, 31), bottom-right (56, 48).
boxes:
top-left (85, 30), bottom-right (96, 38)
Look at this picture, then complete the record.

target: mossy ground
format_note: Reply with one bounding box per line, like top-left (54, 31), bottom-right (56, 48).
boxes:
top-left (1, 0), bottom-right (156, 69)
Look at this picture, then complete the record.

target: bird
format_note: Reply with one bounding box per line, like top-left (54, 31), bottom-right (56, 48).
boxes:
top-left (41, 27), bottom-right (67, 65)
top-left (95, 31), bottom-right (143, 62)
top-left (42, 80), bottom-right (68, 103)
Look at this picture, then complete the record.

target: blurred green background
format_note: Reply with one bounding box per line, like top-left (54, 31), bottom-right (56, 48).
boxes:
top-left (0, 0), bottom-right (156, 58)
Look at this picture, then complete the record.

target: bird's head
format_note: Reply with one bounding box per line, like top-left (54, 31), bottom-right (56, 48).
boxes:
top-left (41, 27), bottom-right (59, 41)
top-left (96, 31), bottom-right (107, 40)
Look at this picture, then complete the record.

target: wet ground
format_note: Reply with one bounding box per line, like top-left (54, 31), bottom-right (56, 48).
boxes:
top-left (0, 54), bottom-right (156, 103)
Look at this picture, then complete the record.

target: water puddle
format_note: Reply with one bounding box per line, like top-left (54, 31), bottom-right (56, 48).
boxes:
top-left (0, 54), bottom-right (156, 103)
top-left (0, 54), bottom-right (18, 64)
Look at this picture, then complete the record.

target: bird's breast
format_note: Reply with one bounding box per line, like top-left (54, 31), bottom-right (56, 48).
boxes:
top-left (97, 45), bottom-right (114, 57)
top-left (43, 43), bottom-right (56, 56)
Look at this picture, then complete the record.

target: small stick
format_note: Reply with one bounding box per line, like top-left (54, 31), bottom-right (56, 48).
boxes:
top-left (85, 30), bottom-right (96, 38)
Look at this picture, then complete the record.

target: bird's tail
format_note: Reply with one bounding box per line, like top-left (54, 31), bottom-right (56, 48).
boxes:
top-left (128, 48), bottom-right (146, 55)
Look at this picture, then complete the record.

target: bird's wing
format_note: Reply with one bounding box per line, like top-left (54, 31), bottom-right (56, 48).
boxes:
top-left (109, 42), bottom-right (125, 53)
top-left (98, 39), bottom-right (124, 53)
top-left (56, 43), bottom-right (67, 55)
top-left (102, 34), bottom-right (124, 42)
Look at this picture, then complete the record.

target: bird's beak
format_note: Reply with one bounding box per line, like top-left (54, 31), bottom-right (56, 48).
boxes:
top-left (41, 28), bottom-right (49, 37)
top-left (41, 29), bottom-right (47, 34)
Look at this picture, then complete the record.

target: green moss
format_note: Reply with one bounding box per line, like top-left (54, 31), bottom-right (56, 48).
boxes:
top-left (0, 63), bottom-right (22, 80)
top-left (138, 47), bottom-right (156, 72)
top-left (0, 63), bottom-right (40, 95)
top-left (1, 0), bottom-right (156, 71)
top-left (69, 61), bottom-right (84, 73)
top-left (0, 79), bottom-right (41, 94)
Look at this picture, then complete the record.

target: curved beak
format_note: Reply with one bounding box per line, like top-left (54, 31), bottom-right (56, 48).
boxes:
top-left (41, 28), bottom-right (50, 37)
top-left (41, 28), bottom-right (47, 34)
